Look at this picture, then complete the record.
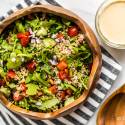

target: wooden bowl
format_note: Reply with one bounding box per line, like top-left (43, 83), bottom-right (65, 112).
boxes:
top-left (97, 84), bottom-right (125, 125)
top-left (0, 5), bottom-right (102, 120)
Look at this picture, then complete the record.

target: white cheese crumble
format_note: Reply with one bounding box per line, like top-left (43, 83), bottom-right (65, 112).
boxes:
top-left (11, 57), bottom-right (16, 62)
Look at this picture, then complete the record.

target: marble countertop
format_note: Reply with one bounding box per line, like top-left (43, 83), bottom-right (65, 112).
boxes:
top-left (1, 0), bottom-right (125, 125)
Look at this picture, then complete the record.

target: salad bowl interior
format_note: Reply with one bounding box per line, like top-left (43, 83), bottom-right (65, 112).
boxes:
top-left (0, 5), bottom-right (102, 119)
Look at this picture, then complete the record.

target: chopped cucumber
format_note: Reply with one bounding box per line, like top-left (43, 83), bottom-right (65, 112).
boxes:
top-left (43, 38), bottom-right (56, 48)
top-left (0, 86), bottom-right (11, 97)
top-left (36, 27), bottom-right (48, 36)
top-left (26, 84), bottom-right (39, 95)
top-left (38, 98), bottom-right (60, 110)
top-left (64, 97), bottom-right (74, 106)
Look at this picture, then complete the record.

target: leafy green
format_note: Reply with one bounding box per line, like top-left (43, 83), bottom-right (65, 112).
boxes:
top-left (36, 27), bottom-right (48, 36)
top-left (26, 84), bottom-right (39, 95)
top-left (18, 98), bottom-right (29, 110)
top-left (43, 38), bottom-right (56, 48)
top-left (0, 86), bottom-right (10, 97)
top-left (61, 83), bottom-right (77, 92)
top-left (1, 41), bottom-right (13, 51)
top-left (15, 21), bottom-right (25, 33)
top-left (37, 98), bottom-right (60, 110)
top-left (0, 67), bottom-right (6, 77)
top-left (7, 83), bottom-right (16, 89)
top-left (64, 97), bottom-right (74, 106)
top-left (26, 18), bottom-right (40, 30)
top-left (32, 72), bottom-right (49, 86)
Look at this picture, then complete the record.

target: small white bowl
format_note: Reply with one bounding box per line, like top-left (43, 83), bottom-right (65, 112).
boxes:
top-left (95, 0), bottom-right (125, 49)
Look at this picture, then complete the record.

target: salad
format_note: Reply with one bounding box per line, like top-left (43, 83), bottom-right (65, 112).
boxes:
top-left (0, 13), bottom-right (92, 112)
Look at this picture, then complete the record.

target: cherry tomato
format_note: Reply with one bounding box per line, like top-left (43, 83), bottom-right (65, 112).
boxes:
top-left (20, 82), bottom-right (27, 92)
top-left (7, 69), bottom-right (16, 79)
top-left (13, 91), bottom-right (23, 101)
top-left (57, 60), bottom-right (68, 71)
top-left (24, 32), bottom-right (30, 36)
top-left (57, 33), bottom-right (64, 39)
top-left (17, 32), bottom-right (30, 47)
top-left (0, 80), bottom-right (5, 87)
top-left (26, 60), bottom-right (36, 72)
top-left (17, 32), bottom-right (30, 39)
top-left (17, 33), bottom-right (26, 39)
top-left (67, 26), bottom-right (78, 37)
top-left (58, 70), bottom-right (68, 80)
top-left (58, 91), bottom-right (66, 100)
top-left (20, 37), bottom-right (30, 47)
top-left (49, 85), bottom-right (58, 94)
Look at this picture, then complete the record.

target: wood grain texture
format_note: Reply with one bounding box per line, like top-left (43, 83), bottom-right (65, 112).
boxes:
top-left (0, 5), bottom-right (102, 120)
top-left (97, 84), bottom-right (125, 125)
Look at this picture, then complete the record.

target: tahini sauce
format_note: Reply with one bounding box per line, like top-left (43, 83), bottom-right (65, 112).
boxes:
top-left (99, 2), bottom-right (125, 45)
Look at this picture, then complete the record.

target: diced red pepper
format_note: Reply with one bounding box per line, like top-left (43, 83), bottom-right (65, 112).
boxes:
top-left (7, 69), bottom-right (16, 79)
top-left (57, 60), bottom-right (68, 71)
top-left (49, 85), bottom-right (58, 94)
top-left (26, 60), bottom-right (36, 72)
top-left (57, 33), bottom-right (64, 39)
top-left (67, 26), bottom-right (78, 37)
top-left (20, 82), bottom-right (27, 92)
top-left (13, 91), bottom-right (23, 101)
top-left (58, 70), bottom-right (69, 80)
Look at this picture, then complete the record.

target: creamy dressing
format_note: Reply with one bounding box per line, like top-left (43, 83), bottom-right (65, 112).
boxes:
top-left (99, 2), bottom-right (125, 45)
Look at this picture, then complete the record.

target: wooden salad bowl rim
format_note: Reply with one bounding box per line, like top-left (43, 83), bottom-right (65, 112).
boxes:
top-left (0, 5), bottom-right (102, 120)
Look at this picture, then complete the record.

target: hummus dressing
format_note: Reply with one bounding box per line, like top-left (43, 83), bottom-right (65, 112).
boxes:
top-left (99, 2), bottom-right (125, 45)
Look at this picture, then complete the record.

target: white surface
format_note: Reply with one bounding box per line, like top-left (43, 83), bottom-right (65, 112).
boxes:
top-left (0, 0), bottom-right (125, 125)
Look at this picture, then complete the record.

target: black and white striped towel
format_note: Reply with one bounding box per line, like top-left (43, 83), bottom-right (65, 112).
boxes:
top-left (0, 0), bottom-right (122, 125)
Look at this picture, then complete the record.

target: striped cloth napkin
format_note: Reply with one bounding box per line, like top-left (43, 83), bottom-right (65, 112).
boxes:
top-left (0, 0), bottom-right (122, 125)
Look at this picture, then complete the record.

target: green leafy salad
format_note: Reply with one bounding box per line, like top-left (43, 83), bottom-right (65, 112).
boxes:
top-left (0, 13), bottom-right (92, 112)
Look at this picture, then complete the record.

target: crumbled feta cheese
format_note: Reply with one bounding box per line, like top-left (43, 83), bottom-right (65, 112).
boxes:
top-left (55, 39), bottom-right (60, 43)
top-left (51, 34), bottom-right (57, 39)
top-left (53, 55), bottom-right (57, 60)
top-left (11, 57), bottom-right (16, 62)
top-left (21, 58), bottom-right (25, 62)
top-left (36, 38), bottom-right (41, 44)
top-left (78, 34), bottom-right (85, 43)
top-left (49, 59), bottom-right (57, 65)
top-left (56, 79), bottom-right (61, 84)
top-left (58, 86), bottom-right (63, 90)
top-left (35, 102), bottom-right (42, 106)
top-left (31, 38), bottom-right (36, 43)
top-left (28, 28), bottom-right (33, 35)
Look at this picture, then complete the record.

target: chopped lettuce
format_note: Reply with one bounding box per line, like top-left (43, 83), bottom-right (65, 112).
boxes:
top-left (37, 98), bottom-right (60, 110)
top-left (16, 21), bottom-right (25, 33)
top-left (64, 97), bottom-right (74, 106)
top-left (0, 86), bottom-right (10, 97)
top-left (26, 84), bottom-right (39, 95)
